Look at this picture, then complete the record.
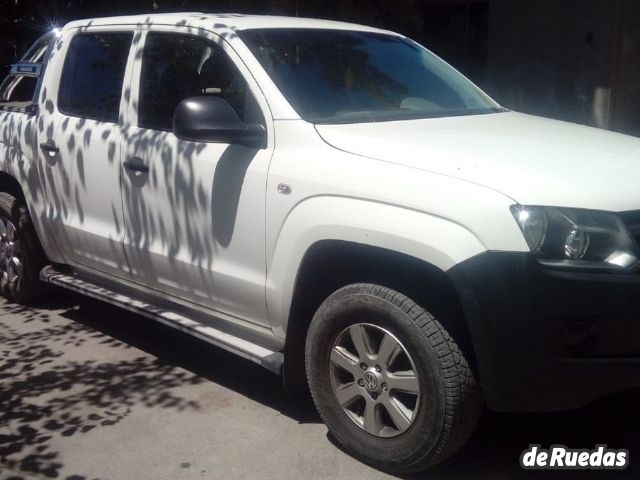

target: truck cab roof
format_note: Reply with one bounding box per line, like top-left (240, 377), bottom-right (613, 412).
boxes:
top-left (62, 12), bottom-right (393, 35)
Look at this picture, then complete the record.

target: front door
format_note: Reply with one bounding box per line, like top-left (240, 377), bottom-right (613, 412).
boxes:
top-left (122, 29), bottom-right (273, 326)
top-left (39, 29), bottom-right (134, 279)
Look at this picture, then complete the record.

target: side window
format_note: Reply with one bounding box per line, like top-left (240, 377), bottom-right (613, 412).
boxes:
top-left (58, 32), bottom-right (132, 123)
top-left (1, 77), bottom-right (38, 104)
top-left (139, 33), bottom-right (263, 132)
top-left (0, 33), bottom-right (52, 109)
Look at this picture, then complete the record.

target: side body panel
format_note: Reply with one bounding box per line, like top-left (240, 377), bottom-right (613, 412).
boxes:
top-left (264, 120), bottom-right (529, 338)
top-left (0, 109), bottom-right (64, 263)
top-left (3, 17), bottom-right (529, 359)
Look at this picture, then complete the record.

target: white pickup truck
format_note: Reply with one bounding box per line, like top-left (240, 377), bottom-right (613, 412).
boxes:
top-left (2, 12), bottom-right (640, 474)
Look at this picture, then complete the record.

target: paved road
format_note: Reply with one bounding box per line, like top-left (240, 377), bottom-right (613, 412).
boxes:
top-left (0, 290), bottom-right (639, 480)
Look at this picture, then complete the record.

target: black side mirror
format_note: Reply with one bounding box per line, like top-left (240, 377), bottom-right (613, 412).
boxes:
top-left (173, 96), bottom-right (266, 149)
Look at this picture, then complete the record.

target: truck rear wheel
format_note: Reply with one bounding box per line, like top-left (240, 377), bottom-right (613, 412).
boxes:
top-left (0, 192), bottom-right (48, 304)
top-left (305, 283), bottom-right (481, 474)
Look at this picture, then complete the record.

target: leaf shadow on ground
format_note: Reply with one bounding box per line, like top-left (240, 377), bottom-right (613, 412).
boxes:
top-left (0, 294), bottom-right (201, 479)
top-left (4, 291), bottom-right (640, 479)
top-left (0, 289), bottom-right (319, 479)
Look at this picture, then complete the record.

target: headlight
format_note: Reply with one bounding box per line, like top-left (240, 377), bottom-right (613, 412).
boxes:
top-left (511, 205), bottom-right (640, 271)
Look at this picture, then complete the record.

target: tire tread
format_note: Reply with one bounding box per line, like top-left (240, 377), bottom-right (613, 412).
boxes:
top-left (0, 192), bottom-right (49, 304)
top-left (305, 282), bottom-right (482, 473)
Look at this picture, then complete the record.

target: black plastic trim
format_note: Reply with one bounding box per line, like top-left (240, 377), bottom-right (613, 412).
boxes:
top-left (448, 251), bottom-right (640, 412)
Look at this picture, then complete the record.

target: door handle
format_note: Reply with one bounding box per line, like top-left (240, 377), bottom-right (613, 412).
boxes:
top-left (123, 158), bottom-right (149, 174)
top-left (40, 142), bottom-right (59, 156)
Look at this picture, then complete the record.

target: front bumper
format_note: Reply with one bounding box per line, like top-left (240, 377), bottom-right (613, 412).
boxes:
top-left (448, 252), bottom-right (640, 413)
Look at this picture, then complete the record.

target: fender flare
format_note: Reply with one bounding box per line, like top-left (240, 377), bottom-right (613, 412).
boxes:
top-left (266, 195), bottom-right (487, 337)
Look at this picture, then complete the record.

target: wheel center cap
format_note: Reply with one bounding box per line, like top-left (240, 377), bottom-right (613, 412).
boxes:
top-left (363, 370), bottom-right (381, 392)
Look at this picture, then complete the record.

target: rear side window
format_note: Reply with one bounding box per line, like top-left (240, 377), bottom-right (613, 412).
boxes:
top-left (1, 77), bottom-right (38, 104)
top-left (0, 33), bottom-right (53, 111)
top-left (58, 32), bottom-right (132, 123)
top-left (139, 33), bottom-right (263, 131)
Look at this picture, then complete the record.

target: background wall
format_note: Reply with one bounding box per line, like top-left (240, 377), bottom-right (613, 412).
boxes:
top-left (1, 0), bottom-right (639, 136)
top-left (485, 0), bottom-right (639, 136)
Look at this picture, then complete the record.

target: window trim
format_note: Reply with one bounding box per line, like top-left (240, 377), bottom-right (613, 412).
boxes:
top-left (57, 30), bottom-right (134, 124)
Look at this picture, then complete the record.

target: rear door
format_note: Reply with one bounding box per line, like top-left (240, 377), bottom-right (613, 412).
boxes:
top-left (38, 28), bottom-right (135, 278)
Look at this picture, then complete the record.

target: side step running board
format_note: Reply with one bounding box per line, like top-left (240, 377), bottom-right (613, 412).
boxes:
top-left (40, 266), bottom-right (284, 374)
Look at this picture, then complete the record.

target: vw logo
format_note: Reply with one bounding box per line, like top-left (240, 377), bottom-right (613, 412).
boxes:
top-left (363, 371), bottom-right (378, 391)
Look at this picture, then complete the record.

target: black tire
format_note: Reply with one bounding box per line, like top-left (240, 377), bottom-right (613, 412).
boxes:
top-left (0, 192), bottom-right (49, 304)
top-left (305, 283), bottom-right (482, 474)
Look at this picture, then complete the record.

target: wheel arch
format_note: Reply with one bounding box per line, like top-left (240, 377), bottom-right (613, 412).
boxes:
top-left (267, 197), bottom-right (486, 392)
top-left (0, 169), bottom-right (60, 265)
top-left (0, 171), bottom-right (27, 202)
top-left (281, 239), bottom-right (478, 392)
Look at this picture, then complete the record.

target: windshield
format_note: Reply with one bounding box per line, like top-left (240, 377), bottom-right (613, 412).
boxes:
top-left (240, 28), bottom-right (502, 124)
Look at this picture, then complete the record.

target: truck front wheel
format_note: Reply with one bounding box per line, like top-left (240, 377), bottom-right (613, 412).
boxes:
top-left (0, 192), bottom-right (48, 304)
top-left (305, 283), bottom-right (482, 474)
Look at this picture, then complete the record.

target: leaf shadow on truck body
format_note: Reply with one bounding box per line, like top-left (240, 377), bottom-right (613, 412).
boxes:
top-left (0, 15), bottom-right (272, 480)
top-left (1, 17), bottom-right (245, 299)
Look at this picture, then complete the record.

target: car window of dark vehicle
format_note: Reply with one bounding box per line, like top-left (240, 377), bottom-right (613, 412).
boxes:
top-left (58, 32), bottom-right (133, 123)
top-left (241, 28), bottom-right (501, 124)
top-left (138, 32), bottom-right (263, 132)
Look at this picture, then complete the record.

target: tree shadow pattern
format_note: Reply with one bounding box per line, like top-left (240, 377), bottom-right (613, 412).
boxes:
top-left (0, 299), bottom-right (203, 479)
top-left (3, 293), bottom-right (640, 480)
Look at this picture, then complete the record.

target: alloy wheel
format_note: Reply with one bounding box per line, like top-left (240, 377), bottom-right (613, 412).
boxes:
top-left (0, 217), bottom-right (22, 282)
top-left (329, 323), bottom-right (421, 438)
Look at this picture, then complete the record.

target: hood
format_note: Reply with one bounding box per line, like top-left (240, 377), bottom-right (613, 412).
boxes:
top-left (315, 112), bottom-right (640, 212)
